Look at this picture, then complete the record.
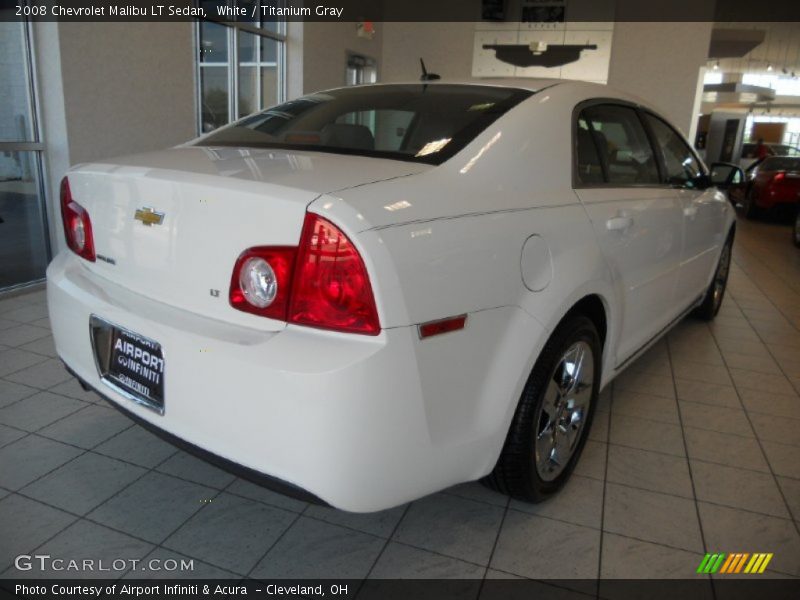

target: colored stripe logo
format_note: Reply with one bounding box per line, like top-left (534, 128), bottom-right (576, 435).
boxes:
top-left (696, 552), bottom-right (773, 574)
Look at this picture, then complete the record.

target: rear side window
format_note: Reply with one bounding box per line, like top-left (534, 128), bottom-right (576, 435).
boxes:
top-left (578, 105), bottom-right (660, 185)
top-left (575, 118), bottom-right (604, 184)
top-left (643, 113), bottom-right (705, 188)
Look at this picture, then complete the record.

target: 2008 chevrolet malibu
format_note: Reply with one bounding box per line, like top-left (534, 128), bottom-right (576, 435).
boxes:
top-left (48, 80), bottom-right (735, 512)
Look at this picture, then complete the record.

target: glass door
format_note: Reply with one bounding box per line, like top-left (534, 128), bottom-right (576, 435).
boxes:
top-left (0, 18), bottom-right (50, 291)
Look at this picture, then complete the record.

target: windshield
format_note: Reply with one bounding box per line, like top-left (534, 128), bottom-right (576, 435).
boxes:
top-left (195, 84), bottom-right (534, 165)
top-left (760, 157), bottom-right (800, 172)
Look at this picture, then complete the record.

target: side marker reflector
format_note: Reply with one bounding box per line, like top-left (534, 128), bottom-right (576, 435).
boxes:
top-left (418, 315), bottom-right (467, 339)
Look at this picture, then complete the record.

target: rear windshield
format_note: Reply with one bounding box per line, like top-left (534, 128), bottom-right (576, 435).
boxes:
top-left (760, 157), bottom-right (800, 171)
top-left (195, 84), bottom-right (534, 165)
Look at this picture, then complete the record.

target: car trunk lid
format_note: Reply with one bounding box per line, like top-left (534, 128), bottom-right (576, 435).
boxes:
top-left (66, 146), bottom-right (428, 331)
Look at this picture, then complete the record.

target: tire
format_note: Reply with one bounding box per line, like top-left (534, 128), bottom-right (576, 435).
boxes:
top-left (693, 232), bottom-right (733, 321)
top-left (794, 209), bottom-right (800, 248)
top-left (482, 314), bottom-right (600, 502)
top-left (742, 189), bottom-right (760, 220)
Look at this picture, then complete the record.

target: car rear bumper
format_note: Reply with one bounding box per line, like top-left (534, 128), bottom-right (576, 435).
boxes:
top-left (66, 365), bottom-right (328, 505)
top-left (47, 252), bottom-right (538, 512)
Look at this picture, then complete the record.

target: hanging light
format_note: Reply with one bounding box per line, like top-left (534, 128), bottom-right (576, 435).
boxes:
top-left (767, 63), bottom-right (774, 71)
top-left (713, 61), bottom-right (720, 70)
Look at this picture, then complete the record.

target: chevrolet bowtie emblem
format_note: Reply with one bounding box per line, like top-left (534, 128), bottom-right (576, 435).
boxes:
top-left (134, 207), bottom-right (165, 226)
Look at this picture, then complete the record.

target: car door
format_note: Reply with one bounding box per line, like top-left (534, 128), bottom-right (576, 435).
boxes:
top-left (642, 112), bottom-right (728, 303)
top-left (573, 103), bottom-right (685, 366)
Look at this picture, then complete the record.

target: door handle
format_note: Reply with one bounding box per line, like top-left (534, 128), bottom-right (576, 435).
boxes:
top-left (606, 216), bottom-right (633, 231)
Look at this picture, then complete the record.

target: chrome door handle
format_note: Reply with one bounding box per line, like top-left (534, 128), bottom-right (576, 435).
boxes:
top-left (606, 216), bottom-right (633, 231)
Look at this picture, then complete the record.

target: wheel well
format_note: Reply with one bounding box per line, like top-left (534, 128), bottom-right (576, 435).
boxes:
top-left (566, 295), bottom-right (607, 349)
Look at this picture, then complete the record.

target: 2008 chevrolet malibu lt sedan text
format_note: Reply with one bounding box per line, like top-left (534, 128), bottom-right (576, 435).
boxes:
top-left (47, 80), bottom-right (735, 512)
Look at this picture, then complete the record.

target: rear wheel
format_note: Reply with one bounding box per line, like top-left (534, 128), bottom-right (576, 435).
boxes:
top-left (693, 233), bottom-right (733, 321)
top-left (483, 315), bottom-right (600, 502)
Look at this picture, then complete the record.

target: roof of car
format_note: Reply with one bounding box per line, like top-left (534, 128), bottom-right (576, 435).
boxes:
top-left (429, 78), bottom-right (563, 91)
top-left (355, 78), bottom-right (562, 92)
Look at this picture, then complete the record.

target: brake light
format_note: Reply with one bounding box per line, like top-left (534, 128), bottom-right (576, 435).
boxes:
top-left (60, 177), bottom-right (95, 262)
top-left (229, 247), bottom-right (296, 319)
top-left (289, 213), bottom-right (380, 335)
top-left (773, 172), bottom-right (785, 182)
top-left (229, 213), bottom-right (380, 335)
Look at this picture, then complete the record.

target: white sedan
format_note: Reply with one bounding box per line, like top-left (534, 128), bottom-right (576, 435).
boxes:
top-left (48, 79), bottom-right (735, 512)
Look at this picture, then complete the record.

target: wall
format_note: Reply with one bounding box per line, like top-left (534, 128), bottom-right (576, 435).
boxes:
top-left (285, 21), bottom-right (304, 100)
top-left (57, 22), bottom-right (196, 166)
top-left (302, 21), bottom-right (383, 93)
top-left (381, 21), bottom-right (713, 140)
top-left (381, 22), bottom-right (476, 82)
top-left (751, 122), bottom-right (786, 144)
top-left (36, 22), bottom-right (197, 252)
top-left (32, 22), bottom-right (70, 255)
top-left (607, 22), bottom-right (713, 136)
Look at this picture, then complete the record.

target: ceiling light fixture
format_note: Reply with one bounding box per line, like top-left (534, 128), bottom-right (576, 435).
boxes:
top-left (713, 61), bottom-right (719, 70)
top-left (767, 63), bottom-right (773, 71)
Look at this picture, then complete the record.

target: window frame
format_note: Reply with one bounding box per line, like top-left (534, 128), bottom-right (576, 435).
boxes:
top-left (195, 11), bottom-right (287, 135)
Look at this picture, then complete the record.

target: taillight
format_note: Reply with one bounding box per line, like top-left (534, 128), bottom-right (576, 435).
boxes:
top-left (229, 247), bottom-right (296, 320)
top-left (228, 212), bottom-right (380, 335)
top-left (289, 213), bottom-right (380, 335)
top-left (60, 177), bottom-right (95, 262)
top-left (773, 172), bottom-right (785, 182)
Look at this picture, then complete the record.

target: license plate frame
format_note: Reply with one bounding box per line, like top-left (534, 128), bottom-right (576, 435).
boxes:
top-left (90, 315), bottom-right (166, 414)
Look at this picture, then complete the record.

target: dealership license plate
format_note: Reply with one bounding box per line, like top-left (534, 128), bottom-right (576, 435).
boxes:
top-left (90, 316), bottom-right (165, 413)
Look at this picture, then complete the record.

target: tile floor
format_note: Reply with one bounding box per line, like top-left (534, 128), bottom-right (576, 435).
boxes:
top-left (0, 217), bottom-right (799, 584)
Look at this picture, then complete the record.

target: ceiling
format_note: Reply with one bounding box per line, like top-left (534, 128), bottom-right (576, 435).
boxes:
top-left (710, 22), bottom-right (800, 76)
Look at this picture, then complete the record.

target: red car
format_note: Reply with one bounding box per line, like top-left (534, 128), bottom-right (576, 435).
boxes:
top-left (741, 156), bottom-right (800, 219)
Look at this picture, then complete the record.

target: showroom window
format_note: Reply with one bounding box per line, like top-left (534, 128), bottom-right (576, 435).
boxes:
top-left (0, 19), bottom-right (51, 291)
top-left (196, 1), bottom-right (286, 133)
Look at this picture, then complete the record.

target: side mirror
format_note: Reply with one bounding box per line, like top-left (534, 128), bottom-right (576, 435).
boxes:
top-left (710, 162), bottom-right (744, 188)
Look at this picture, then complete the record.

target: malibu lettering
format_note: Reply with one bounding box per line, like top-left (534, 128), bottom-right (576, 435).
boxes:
top-left (107, 5), bottom-right (207, 17)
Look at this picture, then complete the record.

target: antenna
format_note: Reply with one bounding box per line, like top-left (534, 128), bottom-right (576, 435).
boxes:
top-left (419, 58), bottom-right (441, 81)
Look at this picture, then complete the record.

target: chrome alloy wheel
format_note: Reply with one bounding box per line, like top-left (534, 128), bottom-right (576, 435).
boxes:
top-left (534, 340), bottom-right (594, 481)
top-left (713, 242), bottom-right (732, 311)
